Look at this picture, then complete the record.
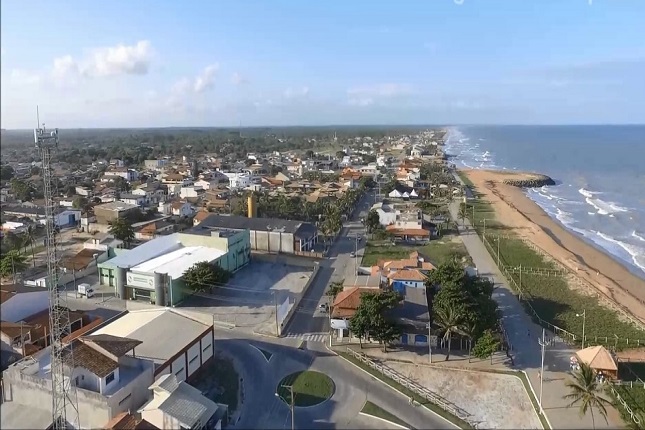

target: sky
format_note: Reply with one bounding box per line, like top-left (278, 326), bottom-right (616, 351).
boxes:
top-left (1, 0), bottom-right (644, 128)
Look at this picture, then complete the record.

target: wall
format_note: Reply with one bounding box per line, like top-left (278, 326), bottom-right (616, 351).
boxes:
top-left (251, 252), bottom-right (319, 269)
top-left (170, 355), bottom-right (187, 382)
top-left (278, 262), bottom-right (320, 336)
top-left (250, 230), bottom-right (295, 254)
top-left (0, 291), bottom-right (49, 322)
top-left (186, 342), bottom-right (201, 377)
top-left (99, 367), bottom-right (120, 395)
top-left (200, 332), bottom-right (213, 364)
top-left (71, 366), bottom-right (101, 393)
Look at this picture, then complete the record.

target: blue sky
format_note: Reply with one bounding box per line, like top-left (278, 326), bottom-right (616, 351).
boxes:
top-left (2, 0), bottom-right (644, 128)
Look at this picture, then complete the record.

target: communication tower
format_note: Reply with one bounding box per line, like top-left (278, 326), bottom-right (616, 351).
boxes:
top-left (34, 108), bottom-right (80, 429)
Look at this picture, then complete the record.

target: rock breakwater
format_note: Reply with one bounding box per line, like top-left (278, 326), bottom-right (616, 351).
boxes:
top-left (502, 174), bottom-right (556, 188)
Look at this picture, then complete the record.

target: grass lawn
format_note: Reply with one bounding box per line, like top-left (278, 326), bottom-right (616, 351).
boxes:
top-left (338, 352), bottom-right (472, 429)
top-left (613, 385), bottom-right (645, 427)
top-left (361, 401), bottom-right (411, 428)
top-left (463, 179), bottom-right (645, 350)
top-left (191, 355), bottom-right (239, 412)
top-left (277, 371), bottom-right (335, 407)
top-left (361, 238), bottom-right (471, 268)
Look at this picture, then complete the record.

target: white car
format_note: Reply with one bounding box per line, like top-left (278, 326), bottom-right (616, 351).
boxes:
top-left (350, 252), bottom-right (356, 258)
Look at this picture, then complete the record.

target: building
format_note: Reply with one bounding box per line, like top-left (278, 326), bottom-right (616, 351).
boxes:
top-left (144, 159), bottom-right (169, 171)
top-left (97, 231), bottom-right (250, 305)
top-left (371, 202), bottom-right (422, 229)
top-left (132, 183), bottom-right (167, 205)
top-left (94, 201), bottom-right (140, 225)
top-left (139, 374), bottom-right (228, 430)
top-left (222, 171), bottom-right (252, 190)
top-left (119, 193), bottom-right (147, 207)
top-left (179, 185), bottom-right (204, 199)
top-left (92, 309), bottom-right (214, 381)
top-left (1, 334), bottom-right (155, 429)
top-left (391, 286), bottom-right (431, 347)
top-left (0, 284), bottom-right (49, 323)
top-left (330, 286), bottom-right (379, 341)
top-left (191, 214), bottom-right (318, 254)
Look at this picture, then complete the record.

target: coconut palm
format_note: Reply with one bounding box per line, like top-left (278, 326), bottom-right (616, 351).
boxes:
top-left (433, 303), bottom-right (464, 361)
top-left (459, 321), bottom-right (478, 363)
top-left (563, 362), bottom-right (612, 429)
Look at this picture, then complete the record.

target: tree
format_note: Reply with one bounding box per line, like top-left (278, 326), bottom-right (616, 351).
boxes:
top-left (350, 290), bottom-right (402, 352)
top-left (10, 178), bottom-right (33, 202)
top-left (72, 196), bottom-right (88, 209)
top-left (458, 203), bottom-right (468, 226)
top-left (335, 150), bottom-right (347, 159)
top-left (326, 282), bottom-right (344, 301)
top-left (471, 329), bottom-right (500, 364)
top-left (563, 362), bottom-right (612, 429)
top-left (24, 225), bottom-right (37, 268)
top-left (365, 209), bottom-right (381, 234)
top-left (305, 150), bottom-right (315, 159)
top-left (183, 261), bottom-right (232, 293)
top-left (108, 217), bottom-right (135, 247)
top-left (0, 250), bottom-right (28, 280)
top-left (0, 165), bottom-right (15, 181)
top-left (433, 301), bottom-right (464, 360)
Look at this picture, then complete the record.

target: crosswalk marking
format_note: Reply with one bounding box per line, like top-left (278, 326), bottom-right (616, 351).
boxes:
top-left (283, 332), bottom-right (328, 343)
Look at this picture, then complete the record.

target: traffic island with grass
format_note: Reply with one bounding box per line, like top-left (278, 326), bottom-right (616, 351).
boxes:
top-left (361, 401), bottom-right (411, 429)
top-left (276, 371), bottom-right (335, 407)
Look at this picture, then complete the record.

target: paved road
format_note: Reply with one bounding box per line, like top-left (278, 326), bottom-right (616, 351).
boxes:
top-left (216, 328), bottom-right (451, 430)
top-left (282, 191), bottom-right (374, 340)
top-left (449, 175), bottom-right (620, 429)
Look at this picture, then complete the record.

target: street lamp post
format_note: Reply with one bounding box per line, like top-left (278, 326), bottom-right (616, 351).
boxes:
top-left (576, 309), bottom-right (586, 349)
top-left (538, 328), bottom-right (547, 415)
top-left (276, 385), bottom-right (295, 430)
top-left (426, 323), bottom-right (433, 363)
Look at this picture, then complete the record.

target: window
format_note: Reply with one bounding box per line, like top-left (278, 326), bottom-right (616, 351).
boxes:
top-left (189, 356), bottom-right (199, 365)
top-left (203, 344), bottom-right (211, 353)
top-left (118, 394), bottom-right (132, 406)
top-left (175, 367), bottom-right (184, 376)
top-left (105, 372), bottom-right (115, 384)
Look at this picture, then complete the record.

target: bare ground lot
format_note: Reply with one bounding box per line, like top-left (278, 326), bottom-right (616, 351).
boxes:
top-left (180, 261), bottom-right (312, 336)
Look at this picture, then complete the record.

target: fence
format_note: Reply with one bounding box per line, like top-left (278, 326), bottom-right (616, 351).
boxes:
top-left (480, 233), bottom-right (645, 347)
top-left (609, 384), bottom-right (643, 426)
top-left (482, 231), bottom-right (645, 332)
top-left (345, 347), bottom-right (477, 428)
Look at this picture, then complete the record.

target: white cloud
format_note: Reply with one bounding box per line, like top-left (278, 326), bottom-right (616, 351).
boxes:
top-left (83, 40), bottom-right (153, 77)
top-left (231, 72), bottom-right (248, 86)
top-left (348, 97), bottom-right (374, 107)
top-left (51, 55), bottom-right (80, 82)
top-left (347, 83), bottom-right (413, 98)
top-left (194, 64), bottom-right (220, 93)
top-left (284, 86), bottom-right (310, 98)
top-left (9, 69), bottom-right (42, 86)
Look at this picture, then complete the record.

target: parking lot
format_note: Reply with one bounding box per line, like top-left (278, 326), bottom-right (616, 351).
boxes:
top-left (180, 261), bottom-right (313, 336)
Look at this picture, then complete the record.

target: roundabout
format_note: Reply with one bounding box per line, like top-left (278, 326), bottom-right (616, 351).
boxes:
top-left (276, 370), bottom-right (335, 407)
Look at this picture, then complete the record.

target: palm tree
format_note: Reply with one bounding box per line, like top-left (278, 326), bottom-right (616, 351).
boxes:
top-left (563, 362), bottom-right (612, 429)
top-left (459, 321), bottom-right (478, 363)
top-left (434, 304), bottom-right (464, 361)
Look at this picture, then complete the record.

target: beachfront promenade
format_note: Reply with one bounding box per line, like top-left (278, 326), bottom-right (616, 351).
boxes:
top-left (448, 196), bottom-right (622, 429)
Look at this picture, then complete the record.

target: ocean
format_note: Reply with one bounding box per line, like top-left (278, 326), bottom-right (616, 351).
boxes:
top-left (444, 125), bottom-right (645, 280)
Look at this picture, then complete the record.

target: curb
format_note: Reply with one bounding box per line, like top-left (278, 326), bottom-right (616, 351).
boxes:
top-left (359, 411), bottom-right (409, 430)
top-left (521, 370), bottom-right (553, 430)
top-left (249, 344), bottom-right (272, 363)
top-left (329, 346), bottom-right (460, 429)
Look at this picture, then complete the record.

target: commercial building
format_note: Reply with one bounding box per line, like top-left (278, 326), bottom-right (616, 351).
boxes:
top-left (191, 214), bottom-right (318, 254)
top-left (97, 231), bottom-right (250, 306)
top-left (92, 308), bottom-right (214, 382)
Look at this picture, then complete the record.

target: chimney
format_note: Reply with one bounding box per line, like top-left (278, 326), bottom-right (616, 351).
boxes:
top-left (247, 194), bottom-right (257, 218)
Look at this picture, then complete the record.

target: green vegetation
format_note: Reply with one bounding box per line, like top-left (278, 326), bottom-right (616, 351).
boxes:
top-left (361, 239), bottom-right (471, 268)
top-left (192, 356), bottom-right (239, 411)
top-left (183, 261), bottom-right (232, 293)
top-left (276, 371), bottom-right (335, 407)
top-left (563, 363), bottom-right (612, 430)
top-left (108, 217), bottom-right (135, 247)
top-left (338, 351), bottom-right (472, 429)
top-left (361, 401), bottom-right (411, 428)
top-left (326, 282), bottom-right (344, 301)
top-left (0, 250), bottom-right (28, 279)
top-left (471, 329), bottom-right (500, 363)
top-left (462, 178), bottom-right (645, 349)
top-left (350, 290), bottom-right (403, 351)
top-left (612, 385), bottom-right (645, 429)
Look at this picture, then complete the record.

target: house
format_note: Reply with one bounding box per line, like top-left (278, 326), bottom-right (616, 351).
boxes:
top-left (385, 225), bottom-right (431, 243)
top-left (104, 168), bottom-right (139, 182)
top-left (103, 412), bottom-right (157, 429)
top-left (222, 171), bottom-right (252, 190)
top-left (330, 287), bottom-right (380, 341)
top-left (94, 201), bottom-right (140, 225)
top-left (179, 185), bottom-right (204, 199)
top-left (387, 269), bottom-right (427, 290)
top-left (390, 286), bottom-right (431, 347)
top-left (191, 214), bottom-right (319, 254)
top-left (193, 210), bottom-right (212, 226)
top-left (0, 284), bottom-right (50, 323)
top-left (167, 201), bottom-right (194, 217)
top-left (135, 220), bottom-right (175, 241)
top-left (119, 193), bottom-right (147, 207)
top-left (1, 334), bottom-right (155, 429)
top-left (371, 202), bottom-right (422, 229)
top-left (144, 159), bottom-right (169, 171)
top-left (132, 183), bottom-right (166, 205)
top-left (139, 374), bottom-right (228, 430)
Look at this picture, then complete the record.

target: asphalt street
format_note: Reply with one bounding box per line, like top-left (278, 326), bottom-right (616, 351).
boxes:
top-left (216, 328), bottom-right (452, 430)
top-left (282, 190), bottom-right (374, 338)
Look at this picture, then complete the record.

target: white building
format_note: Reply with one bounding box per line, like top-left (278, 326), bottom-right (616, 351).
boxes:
top-left (0, 285), bottom-right (49, 324)
top-left (371, 202), bottom-right (422, 229)
top-left (1, 334), bottom-right (155, 429)
top-left (222, 172), bottom-right (252, 190)
top-left (179, 185), bottom-right (204, 199)
top-left (144, 159), bottom-right (169, 171)
top-left (92, 308), bottom-right (215, 383)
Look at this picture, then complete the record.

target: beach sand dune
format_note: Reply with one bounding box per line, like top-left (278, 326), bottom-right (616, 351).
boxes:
top-left (464, 169), bottom-right (645, 324)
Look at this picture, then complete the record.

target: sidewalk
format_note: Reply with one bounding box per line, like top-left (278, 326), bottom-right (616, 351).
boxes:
top-left (448, 200), bottom-right (621, 429)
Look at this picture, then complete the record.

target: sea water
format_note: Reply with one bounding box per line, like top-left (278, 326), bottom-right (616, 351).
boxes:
top-left (444, 125), bottom-right (645, 280)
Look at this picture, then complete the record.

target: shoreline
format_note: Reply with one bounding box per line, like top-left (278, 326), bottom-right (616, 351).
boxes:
top-left (459, 167), bottom-right (645, 325)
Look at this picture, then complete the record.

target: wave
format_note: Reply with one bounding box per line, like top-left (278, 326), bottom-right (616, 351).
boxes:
top-left (595, 231), bottom-right (645, 274)
top-left (633, 231), bottom-right (645, 243)
top-left (578, 188), bottom-right (629, 216)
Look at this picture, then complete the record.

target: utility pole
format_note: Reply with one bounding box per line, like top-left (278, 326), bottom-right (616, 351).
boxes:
top-left (576, 309), bottom-right (586, 349)
top-left (538, 328), bottom-right (547, 415)
top-left (426, 323), bottom-right (433, 363)
top-left (276, 385), bottom-right (296, 430)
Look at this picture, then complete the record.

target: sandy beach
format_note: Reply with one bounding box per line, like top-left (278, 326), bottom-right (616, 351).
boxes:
top-left (462, 168), bottom-right (645, 324)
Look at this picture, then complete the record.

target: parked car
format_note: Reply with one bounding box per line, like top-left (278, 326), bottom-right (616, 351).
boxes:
top-left (350, 252), bottom-right (356, 258)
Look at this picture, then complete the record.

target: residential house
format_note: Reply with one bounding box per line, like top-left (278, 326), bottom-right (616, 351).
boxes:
top-left (132, 183), bottom-right (166, 205)
top-left (1, 334), bottom-right (155, 429)
top-left (144, 159), bottom-right (169, 171)
top-left (139, 374), bottom-right (228, 430)
top-left (104, 168), bottom-right (139, 182)
top-left (119, 193), bottom-right (147, 207)
top-left (94, 201), bottom-right (140, 225)
top-left (179, 185), bottom-right (205, 199)
top-left (135, 221), bottom-right (175, 241)
top-left (330, 286), bottom-right (380, 341)
top-left (222, 171), bottom-right (252, 190)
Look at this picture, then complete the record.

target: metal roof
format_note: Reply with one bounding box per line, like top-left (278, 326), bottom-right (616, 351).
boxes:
top-left (130, 246), bottom-right (226, 280)
top-left (102, 233), bottom-right (182, 269)
top-left (191, 214), bottom-right (317, 238)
